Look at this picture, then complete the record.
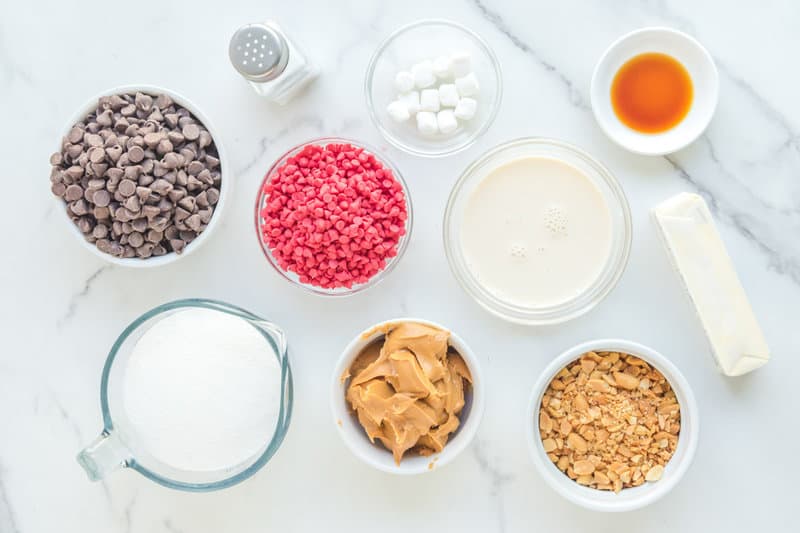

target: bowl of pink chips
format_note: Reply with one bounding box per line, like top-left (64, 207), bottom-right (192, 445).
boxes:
top-left (255, 138), bottom-right (413, 295)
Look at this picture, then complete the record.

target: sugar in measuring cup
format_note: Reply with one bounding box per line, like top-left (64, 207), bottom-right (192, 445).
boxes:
top-left (77, 299), bottom-right (292, 491)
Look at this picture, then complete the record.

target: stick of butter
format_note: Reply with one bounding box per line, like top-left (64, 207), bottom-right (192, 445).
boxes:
top-left (651, 193), bottom-right (770, 376)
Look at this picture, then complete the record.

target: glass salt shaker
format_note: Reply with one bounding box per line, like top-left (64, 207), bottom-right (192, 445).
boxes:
top-left (229, 21), bottom-right (318, 105)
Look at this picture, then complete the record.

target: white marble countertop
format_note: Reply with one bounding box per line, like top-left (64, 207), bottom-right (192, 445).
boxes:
top-left (2, 0), bottom-right (798, 531)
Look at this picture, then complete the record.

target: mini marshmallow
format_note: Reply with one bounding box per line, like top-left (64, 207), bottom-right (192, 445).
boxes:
top-left (411, 60), bottom-right (436, 88)
top-left (450, 51), bottom-right (471, 77)
top-left (432, 55), bottom-right (452, 79)
top-left (438, 84), bottom-right (459, 107)
top-left (399, 91), bottom-right (420, 114)
top-left (437, 109), bottom-right (458, 134)
top-left (394, 71), bottom-right (415, 93)
top-left (416, 111), bottom-right (438, 135)
top-left (455, 72), bottom-right (480, 97)
top-left (386, 100), bottom-right (410, 123)
top-left (420, 89), bottom-right (440, 112)
top-left (453, 97), bottom-right (477, 120)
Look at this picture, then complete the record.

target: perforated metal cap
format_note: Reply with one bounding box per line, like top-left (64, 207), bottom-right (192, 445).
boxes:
top-left (229, 23), bottom-right (289, 82)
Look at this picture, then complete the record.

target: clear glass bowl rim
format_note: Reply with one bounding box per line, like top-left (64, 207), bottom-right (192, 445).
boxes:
top-left (364, 18), bottom-right (503, 158)
top-left (443, 137), bottom-right (633, 325)
top-left (99, 298), bottom-right (293, 491)
top-left (254, 136), bottom-right (414, 297)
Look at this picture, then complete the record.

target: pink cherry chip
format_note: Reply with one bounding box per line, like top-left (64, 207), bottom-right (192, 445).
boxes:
top-left (259, 142), bottom-right (408, 290)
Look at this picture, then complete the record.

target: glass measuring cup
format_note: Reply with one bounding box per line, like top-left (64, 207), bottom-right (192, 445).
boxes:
top-left (77, 298), bottom-right (293, 491)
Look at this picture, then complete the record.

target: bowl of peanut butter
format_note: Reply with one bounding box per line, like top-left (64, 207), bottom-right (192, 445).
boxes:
top-left (331, 319), bottom-right (485, 474)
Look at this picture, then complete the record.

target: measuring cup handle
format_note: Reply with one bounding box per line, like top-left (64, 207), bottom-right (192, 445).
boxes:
top-left (77, 431), bottom-right (130, 481)
top-left (257, 320), bottom-right (288, 358)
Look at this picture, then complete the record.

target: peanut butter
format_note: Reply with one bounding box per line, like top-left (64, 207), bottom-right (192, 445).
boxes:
top-left (345, 322), bottom-right (472, 464)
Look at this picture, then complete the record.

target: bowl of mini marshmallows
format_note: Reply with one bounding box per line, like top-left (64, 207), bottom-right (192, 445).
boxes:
top-left (365, 19), bottom-right (502, 157)
top-left (49, 85), bottom-right (229, 267)
top-left (255, 138), bottom-right (412, 295)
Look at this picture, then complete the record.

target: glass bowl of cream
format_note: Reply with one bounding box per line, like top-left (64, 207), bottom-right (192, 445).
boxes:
top-left (443, 138), bottom-right (632, 325)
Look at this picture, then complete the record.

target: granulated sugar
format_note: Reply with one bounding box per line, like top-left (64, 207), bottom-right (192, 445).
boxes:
top-left (122, 307), bottom-right (282, 472)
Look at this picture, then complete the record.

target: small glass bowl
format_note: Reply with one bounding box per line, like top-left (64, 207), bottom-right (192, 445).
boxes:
top-left (365, 19), bottom-right (502, 158)
top-left (443, 138), bottom-right (632, 325)
top-left (255, 137), bottom-right (413, 296)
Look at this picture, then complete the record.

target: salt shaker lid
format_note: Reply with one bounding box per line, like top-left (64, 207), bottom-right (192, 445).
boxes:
top-left (229, 23), bottom-right (290, 82)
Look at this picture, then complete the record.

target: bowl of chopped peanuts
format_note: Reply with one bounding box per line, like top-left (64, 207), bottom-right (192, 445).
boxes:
top-left (526, 339), bottom-right (698, 512)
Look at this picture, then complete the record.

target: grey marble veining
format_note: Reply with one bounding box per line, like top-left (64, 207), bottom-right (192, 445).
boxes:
top-left (2, 0), bottom-right (797, 532)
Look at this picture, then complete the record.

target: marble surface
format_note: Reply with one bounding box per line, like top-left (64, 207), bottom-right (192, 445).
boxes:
top-left (2, 0), bottom-right (797, 531)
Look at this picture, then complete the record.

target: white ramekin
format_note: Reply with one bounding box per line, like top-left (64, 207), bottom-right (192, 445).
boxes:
top-left (52, 84), bottom-right (231, 268)
top-left (331, 318), bottom-right (485, 475)
top-left (526, 339), bottom-right (698, 512)
top-left (590, 27), bottom-right (718, 156)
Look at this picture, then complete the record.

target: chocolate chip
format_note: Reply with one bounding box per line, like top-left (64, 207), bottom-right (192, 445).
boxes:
top-left (143, 132), bottom-right (162, 148)
top-left (154, 94), bottom-right (173, 109)
top-left (90, 163), bottom-right (108, 177)
top-left (167, 131), bottom-right (184, 145)
top-left (70, 199), bottom-right (89, 216)
top-left (198, 208), bottom-right (213, 224)
top-left (66, 144), bottom-right (83, 160)
top-left (51, 183), bottom-right (67, 197)
top-left (151, 179), bottom-right (173, 195)
top-left (65, 184), bottom-right (83, 201)
top-left (93, 224), bottom-right (109, 239)
top-left (128, 145), bottom-right (145, 163)
top-left (198, 130), bottom-right (212, 149)
top-left (153, 161), bottom-right (168, 177)
top-left (131, 217), bottom-right (148, 233)
top-left (162, 152), bottom-right (179, 169)
top-left (146, 229), bottom-right (163, 243)
top-left (93, 189), bottom-right (111, 207)
top-left (151, 216), bottom-right (169, 232)
top-left (85, 133), bottom-right (103, 147)
top-left (168, 188), bottom-right (186, 203)
top-left (66, 166), bottom-right (84, 180)
top-left (96, 109), bottom-right (113, 127)
top-left (185, 214), bottom-right (202, 231)
top-left (124, 195), bottom-right (140, 212)
top-left (186, 160), bottom-right (203, 175)
top-left (142, 205), bottom-right (161, 219)
top-left (169, 239), bottom-right (185, 253)
top-left (124, 165), bottom-right (142, 180)
top-left (106, 167), bottom-right (124, 181)
top-left (207, 188), bottom-right (220, 205)
top-left (118, 179), bottom-right (137, 197)
top-left (136, 243), bottom-right (155, 258)
top-left (135, 92), bottom-right (153, 111)
top-left (182, 123), bottom-right (200, 141)
top-left (67, 127), bottom-right (84, 144)
top-left (128, 232), bottom-right (145, 248)
top-left (76, 216), bottom-right (93, 233)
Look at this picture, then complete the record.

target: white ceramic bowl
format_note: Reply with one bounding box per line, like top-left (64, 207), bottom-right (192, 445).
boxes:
top-left (526, 339), bottom-right (698, 512)
top-left (591, 27), bottom-right (718, 155)
top-left (52, 84), bottom-right (231, 267)
top-left (331, 318), bottom-right (485, 474)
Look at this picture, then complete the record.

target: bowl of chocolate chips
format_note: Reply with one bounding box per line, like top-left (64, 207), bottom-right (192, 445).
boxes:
top-left (49, 85), bottom-right (229, 266)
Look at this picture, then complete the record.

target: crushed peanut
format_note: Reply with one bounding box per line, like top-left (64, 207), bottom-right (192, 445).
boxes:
top-left (538, 351), bottom-right (680, 493)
